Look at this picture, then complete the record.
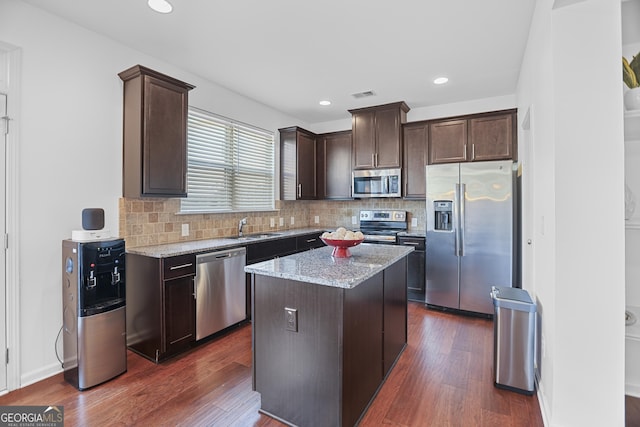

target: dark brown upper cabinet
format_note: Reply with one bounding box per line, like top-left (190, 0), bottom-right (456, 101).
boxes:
top-left (317, 130), bottom-right (353, 200)
top-left (402, 122), bottom-right (428, 199)
top-left (429, 110), bottom-right (517, 164)
top-left (429, 119), bottom-right (468, 164)
top-left (469, 112), bottom-right (515, 161)
top-left (349, 102), bottom-right (410, 169)
top-left (280, 126), bottom-right (317, 200)
top-left (119, 65), bottom-right (195, 198)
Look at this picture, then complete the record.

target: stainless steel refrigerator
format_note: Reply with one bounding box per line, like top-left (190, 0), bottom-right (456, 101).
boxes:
top-left (426, 160), bottom-right (518, 315)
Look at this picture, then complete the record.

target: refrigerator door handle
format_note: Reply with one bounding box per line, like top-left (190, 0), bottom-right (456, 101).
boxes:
top-left (455, 183), bottom-right (461, 256)
top-left (460, 183), bottom-right (466, 256)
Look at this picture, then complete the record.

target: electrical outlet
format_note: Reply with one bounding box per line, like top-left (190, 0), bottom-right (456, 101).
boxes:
top-left (314, 216), bottom-right (319, 224)
top-left (279, 217), bottom-right (284, 227)
top-left (270, 218), bottom-right (276, 228)
top-left (284, 307), bottom-right (298, 332)
top-left (181, 224), bottom-right (189, 237)
top-left (290, 216), bottom-right (295, 225)
top-left (411, 218), bottom-right (418, 227)
top-left (351, 216), bottom-right (357, 225)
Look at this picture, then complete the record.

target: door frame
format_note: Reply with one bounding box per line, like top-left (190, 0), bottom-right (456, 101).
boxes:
top-left (1, 41), bottom-right (21, 392)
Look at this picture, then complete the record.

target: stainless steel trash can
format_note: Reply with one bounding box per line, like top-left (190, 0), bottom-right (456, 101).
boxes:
top-left (490, 286), bottom-right (536, 395)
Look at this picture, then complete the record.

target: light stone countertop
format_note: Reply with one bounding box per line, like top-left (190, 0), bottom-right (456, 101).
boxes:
top-left (397, 230), bottom-right (426, 238)
top-left (244, 243), bottom-right (413, 289)
top-left (126, 228), bottom-right (326, 258)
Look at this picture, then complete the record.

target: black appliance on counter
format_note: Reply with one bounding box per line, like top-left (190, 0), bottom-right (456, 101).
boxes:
top-left (62, 238), bottom-right (127, 390)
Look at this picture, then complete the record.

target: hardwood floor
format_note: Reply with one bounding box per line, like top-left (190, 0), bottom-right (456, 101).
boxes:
top-left (0, 303), bottom-right (545, 426)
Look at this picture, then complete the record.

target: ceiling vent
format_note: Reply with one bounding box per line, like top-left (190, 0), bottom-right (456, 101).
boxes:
top-left (351, 90), bottom-right (376, 99)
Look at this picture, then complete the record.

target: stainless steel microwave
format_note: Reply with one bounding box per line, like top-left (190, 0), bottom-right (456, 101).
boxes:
top-left (352, 168), bottom-right (402, 198)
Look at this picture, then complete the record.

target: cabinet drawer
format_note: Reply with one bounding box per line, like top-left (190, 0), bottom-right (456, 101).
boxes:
top-left (247, 238), bottom-right (297, 263)
top-left (163, 254), bottom-right (196, 279)
top-left (296, 233), bottom-right (324, 251)
top-left (397, 236), bottom-right (425, 251)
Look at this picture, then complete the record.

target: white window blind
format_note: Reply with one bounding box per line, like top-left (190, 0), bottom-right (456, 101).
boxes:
top-left (181, 107), bottom-right (275, 213)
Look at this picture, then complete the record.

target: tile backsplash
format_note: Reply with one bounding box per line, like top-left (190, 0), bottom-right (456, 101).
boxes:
top-left (120, 198), bottom-right (425, 248)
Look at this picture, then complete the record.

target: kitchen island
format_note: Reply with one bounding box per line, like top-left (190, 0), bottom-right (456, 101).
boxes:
top-left (245, 243), bottom-right (413, 427)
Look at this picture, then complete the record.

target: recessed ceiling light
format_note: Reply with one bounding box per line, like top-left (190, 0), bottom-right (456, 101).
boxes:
top-left (434, 77), bottom-right (449, 85)
top-left (148, 0), bottom-right (173, 14)
top-left (319, 100), bottom-right (331, 106)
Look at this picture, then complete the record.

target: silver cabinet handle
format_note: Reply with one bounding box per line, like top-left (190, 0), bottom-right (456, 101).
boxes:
top-left (306, 238), bottom-right (317, 243)
top-left (372, 153), bottom-right (376, 167)
top-left (463, 144), bottom-right (467, 160)
top-left (297, 184), bottom-right (302, 198)
top-left (169, 263), bottom-right (193, 270)
top-left (471, 144), bottom-right (476, 161)
top-left (402, 241), bottom-right (420, 246)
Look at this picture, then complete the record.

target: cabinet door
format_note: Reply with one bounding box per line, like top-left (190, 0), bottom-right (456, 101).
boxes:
top-left (297, 131), bottom-right (317, 199)
top-left (403, 124), bottom-right (428, 199)
top-left (352, 110), bottom-right (376, 169)
top-left (375, 107), bottom-right (402, 169)
top-left (469, 114), bottom-right (514, 161)
top-left (319, 131), bottom-right (352, 199)
top-left (164, 276), bottom-right (195, 354)
top-left (142, 75), bottom-right (189, 196)
top-left (429, 119), bottom-right (468, 164)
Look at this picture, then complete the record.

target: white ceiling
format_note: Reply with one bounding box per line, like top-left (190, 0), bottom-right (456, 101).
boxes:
top-left (23, 0), bottom-right (536, 124)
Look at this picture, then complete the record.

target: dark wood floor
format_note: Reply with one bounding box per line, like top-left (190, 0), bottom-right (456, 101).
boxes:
top-left (0, 303), bottom-right (547, 426)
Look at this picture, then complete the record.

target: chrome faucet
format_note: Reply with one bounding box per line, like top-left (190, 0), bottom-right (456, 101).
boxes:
top-left (238, 217), bottom-right (248, 237)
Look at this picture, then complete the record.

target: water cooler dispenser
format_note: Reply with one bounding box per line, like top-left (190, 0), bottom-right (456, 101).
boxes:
top-left (62, 238), bottom-right (127, 390)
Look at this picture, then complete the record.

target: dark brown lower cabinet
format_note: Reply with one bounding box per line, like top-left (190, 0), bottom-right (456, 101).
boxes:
top-left (252, 257), bottom-right (407, 427)
top-left (164, 276), bottom-right (196, 355)
top-left (126, 253), bottom-right (196, 363)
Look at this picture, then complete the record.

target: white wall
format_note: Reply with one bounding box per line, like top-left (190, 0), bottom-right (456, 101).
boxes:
top-left (0, 0), bottom-right (303, 386)
top-left (518, 0), bottom-right (625, 425)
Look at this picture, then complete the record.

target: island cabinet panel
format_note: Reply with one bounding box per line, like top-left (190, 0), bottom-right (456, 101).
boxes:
top-left (119, 65), bottom-right (195, 198)
top-left (383, 257), bottom-right (408, 375)
top-left (253, 275), bottom-right (344, 427)
top-left (342, 273), bottom-right (384, 427)
top-left (126, 253), bottom-right (196, 363)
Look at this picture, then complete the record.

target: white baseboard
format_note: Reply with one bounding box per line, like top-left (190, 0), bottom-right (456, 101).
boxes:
top-left (626, 383), bottom-right (640, 398)
top-left (536, 377), bottom-right (551, 427)
top-left (20, 363), bottom-right (62, 389)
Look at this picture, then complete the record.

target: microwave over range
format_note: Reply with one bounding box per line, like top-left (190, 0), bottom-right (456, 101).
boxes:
top-left (352, 168), bottom-right (401, 198)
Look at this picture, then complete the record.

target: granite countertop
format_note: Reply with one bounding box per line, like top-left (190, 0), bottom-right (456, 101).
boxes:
top-left (397, 229), bottom-right (426, 238)
top-left (245, 243), bottom-right (413, 289)
top-left (126, 227), bottom-right (326, 258)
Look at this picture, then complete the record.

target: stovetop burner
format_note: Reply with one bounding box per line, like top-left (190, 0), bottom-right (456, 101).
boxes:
top-left (359, 210), bottom-right (407, 243)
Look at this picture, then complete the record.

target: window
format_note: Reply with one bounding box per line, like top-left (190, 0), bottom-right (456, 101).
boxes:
top-left (181, 107), bottom-right (275, 213)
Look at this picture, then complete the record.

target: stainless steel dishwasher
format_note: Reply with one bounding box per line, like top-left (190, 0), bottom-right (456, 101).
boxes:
top-left (195, 247), bottom-right (247, 341)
